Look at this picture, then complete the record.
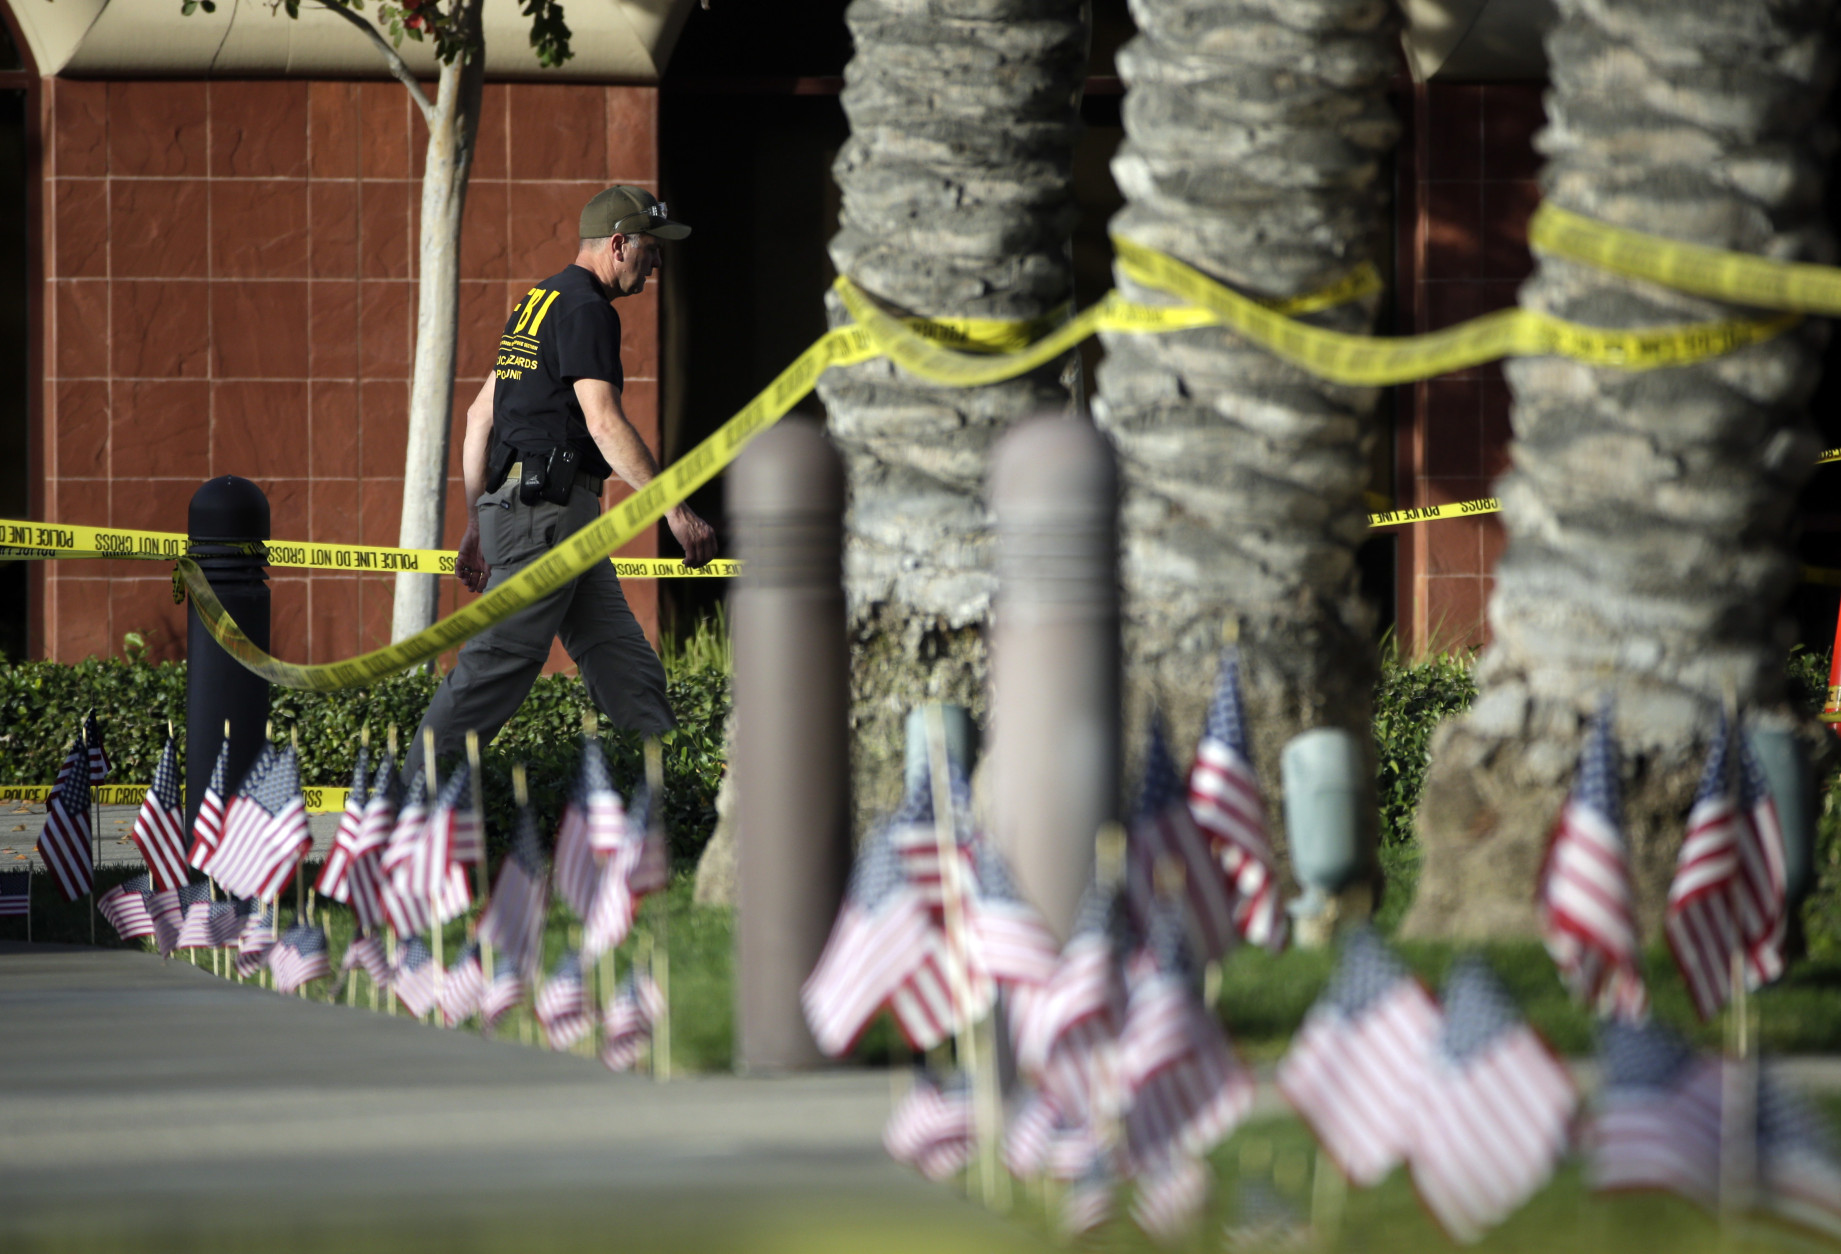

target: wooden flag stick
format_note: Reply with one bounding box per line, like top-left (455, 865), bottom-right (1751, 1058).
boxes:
top-left (923, 705), bottom-right (983, 1201)
top-left (644, 737), bottom-right (671, 1081)
top-left (424, 727), bottom-right (442, 1025)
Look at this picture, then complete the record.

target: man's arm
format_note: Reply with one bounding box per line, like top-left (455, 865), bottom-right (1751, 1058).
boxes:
top-left (574, 377), bottom-right (717, 566)
top-left (454, 375), bottom-right (496, 593)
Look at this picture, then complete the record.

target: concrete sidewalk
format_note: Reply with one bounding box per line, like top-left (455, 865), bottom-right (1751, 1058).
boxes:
top-left (0, 943), bottom-right (1048, 1253)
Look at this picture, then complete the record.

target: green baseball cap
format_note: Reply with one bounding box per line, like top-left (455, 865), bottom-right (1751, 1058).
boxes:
top-left (580, 186), bottom-right (691, 241)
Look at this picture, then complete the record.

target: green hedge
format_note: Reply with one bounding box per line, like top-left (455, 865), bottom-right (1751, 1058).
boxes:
top-left (0, 634), bottom-right (730, 867)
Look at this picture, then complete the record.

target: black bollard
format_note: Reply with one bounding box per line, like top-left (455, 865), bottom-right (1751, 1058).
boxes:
top-left (185, 477), bottom-right (270, 834)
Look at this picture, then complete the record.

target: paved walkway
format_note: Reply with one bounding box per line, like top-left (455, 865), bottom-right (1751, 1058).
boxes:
top-left (0, 943), bottom-right (1049, 1253)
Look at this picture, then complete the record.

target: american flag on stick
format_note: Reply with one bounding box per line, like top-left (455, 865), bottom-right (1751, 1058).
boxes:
top-left (235, 903), bottom-right (277, 978)
top-left (151, 882), bottom-right (211, 955)
top-left (130, 738), bottom-right (190, 894)
top-left (391, 936), bottom-right (440, 1018)
top-left (436, 761), bottom-right (484, 869)
top-left (98, 873), bottom-right (155, 941)
top-left (1666, 716), bottom-right (1789, 1021)
top-left (340, 932), bottom-right (390, 989)
top-left (188, 737), bottom-right (233, 872)
top-left (1128, 718), bottom-right (1236, 962)
top-left (1538, 699), bottom-right (1647, 1021)
top-left (1406, 956), bottom-right (1576, 1244)
top-left (270, 922), bottom-right (331, 994)
top-left (480, 951), bottom-right (527, 1027)
top-left (380, 769), bottom-right (470, 935)
top-left (1130, 1154), bottom-right (1209, 1247)
top-left (440, 940), bottom-right (486, 1026)
top-left (1013, 883), bottom-right (1126, 1129)
top-left (344, 753), bottom-right (399, 936)
top-left (176, 897), bottom-right (250, 950)
top-left (1585, 1019), bottom-right (1721, 1209)
top-left (0, 869), bottom-right (27, 919)
top-left (1187, 648), bottom-right (1287, 952)
top-left (601, 968), bottom-right (664, 1072)
top-left (1119, 898), bottom-right (1254, 1168)
top-left (480, 806), bottom-right (550, 978)
top-left (619, 783), bottom-right (669, 900)
top-left (315, 745), bottom-right (370, 901)
top-left (885, 770), bottom-right (975, 925)
top-left (1061, 1150), bottom-right (1117, 1238)
top-left (1275, 927), bottom-right (1442, 1187)
top-left (802, 828), bottom-right (957, 1056)
top-left (211, 743), bottom-right (312, 902)
top-left (553, 738), bottom-right (623, 918)
top-left (84, 711), bottom-right (110, 784)
top-left (535, 950), bottom-right (592, 1050)
top-left (884, 1071), bottom-right (974, 1183)
top-left (37, 740), bottom-right (93, 902)
top-left (964, 840), bottom-right (1059, 991)
top-left (1755, 1065), bottom-right (1841, 1241)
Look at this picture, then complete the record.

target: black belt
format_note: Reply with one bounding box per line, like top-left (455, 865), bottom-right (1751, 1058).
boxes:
top-left (504, 460), bottom-right (605, 496)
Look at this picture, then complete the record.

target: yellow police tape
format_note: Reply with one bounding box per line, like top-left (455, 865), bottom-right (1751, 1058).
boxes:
top-left (0, 782), bottom-right (352, 814)
top-left (173, 325), bottom-right (879, 691)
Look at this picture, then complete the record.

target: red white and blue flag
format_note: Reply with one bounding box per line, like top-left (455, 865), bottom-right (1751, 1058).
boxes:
top-left (440, 940), bottom-right (486, 1027)
top-left (391, 935), bottom-right (441, 1018)
top-left (38, 740), bottom-right (93, 902)
top-left (1187, 648), bottom-right (1286, 952)
top-left (884, 1071), bottom-right (974, 1183)
top-left (601, 968), bottom-right (664, 1072)
top-left (0, 869), bottom-right (27, 919)
top-left (211, 743), bottom-right (312, 902)
top-left (1667, 716), bottom-right (1788, 1021)
top-left (480, 807), bottom-right (550, 978)
top-left (535, 950), bottom-right (592, 1050)
top-left (1128, 718), bottom-right (1235, 962)
top-left (315, 745), bottom-right (370, 901)
top-left (270, 921), bottom-right (331, 994)
top-left (1539, 700), bottom-right (1646, 1021)
top-left (344, 753), bottom-right (399, 936)
top-left (1585, 1019), bottom-right (1721, 1208)
top-left (235, 903), bottom-right (277, 978)
top-left (188, 737), bottom-right (233, 872)
top-left (130, 737), bottom-right (190, 894)
top-left (84, 711), bottom-right (110, 784)
top-left (98, 873), bottom-right (155, 940)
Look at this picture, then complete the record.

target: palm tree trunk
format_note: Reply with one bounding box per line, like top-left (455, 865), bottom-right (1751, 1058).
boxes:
top-left (1094, 0), bottom-right (1399, 865)
top-left (819, 0), bottom-right (1090, 824)
top-left (1409, 0), bottom-right (1835, 939)
top-left (390, 8), bottom-right (486, 643)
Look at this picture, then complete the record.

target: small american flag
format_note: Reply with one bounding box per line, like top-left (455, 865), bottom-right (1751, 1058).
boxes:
top-left (1539, 700), bottom-right (1646, 1021)
top-left (440, 940), bottom-right (486, 1026)
top-left (176, 897), bottom-right (250, 950)
top-left (1128, 717), bottom-right (1236, 962)
top-left (151, 882), bottom-right (211, 955)
top-left (1014, 884), bottom-right (1126, 1128)
top-left (131, 737), bottom-right (190, 894)
top-left (1756, 1066), bottom-right (1841, 1240)
top-left (84, 711), bottom-right (110, 784)
top-left (481, 951), bottom-right (527, 1027)
top-left (0, 869), bottom-right (31, 919)
top-left (212, 743), bottom-right (312, 902)
top-left (884, 1071), bottom-right (974, 1183)
top-left (315, 745), bottom-right (370, 900)
top-left (1667, 716), bottom-right (1789, 1021)
top-left (480, 806), bottom-right (550, 978)
top-left (1119, 898), bottom-right (1253, 1168)
top-left (426, 762), bottom-right (483, 876)
top-left (340, 933), bottom-right (390, 988)
top-left (885, 769), bottom-right (975, 924)
top-left (1061, 1149), bottom-right (1116, 1238)
top-left (98, 873), bottom-right (155, 940)
top-left (235, 903), bottom-right (277, 978)
top-left (1130, 1153), bottom-right (1209, 1247)
top-left (553, 739), bottom-right (621, 918)
top-left (270, 921), bottom-right (331, 994)
top-left (965, 839), bottom-right (1060, 990)
top-left (380, 769), bottom-right (470, 934)
top-left (1275, 927), bottom-right (1442, 1187)
top-left (1188, 648), bottom-right (1287, 952)
top-left (577, 737), bottom-right (628, 856)
top-left (600, 968), bottom-right (664, 1072)
top-left (391, 936), bottom-right (440, 1017)
top-left (1406, 956), bottom-right (1576, 1244)
top-left (1585, 1019), bottom-right (1720, 1209)
top-left (802, 828), bottom-right (952, 1057)
top-left (1002, 1091), bottom-right (1059, 1178)
top-left (38, 740), bottom-right (94, 901)
top-left (188, 737), bottom-right (233, 871)
top-left (535, 950), bottom-right (592, 1050)
top-left (345, 753), bottom-right (399, 935)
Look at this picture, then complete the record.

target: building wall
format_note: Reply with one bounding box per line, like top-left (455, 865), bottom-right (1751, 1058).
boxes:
top-left (38, 77), bottom-right (661, 666)
top-left (1394, 81), bottom-right (1544, 656)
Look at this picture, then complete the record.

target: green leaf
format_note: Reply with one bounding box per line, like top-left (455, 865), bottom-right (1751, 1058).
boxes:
top-left (180, 0), bottom-right (198, 13)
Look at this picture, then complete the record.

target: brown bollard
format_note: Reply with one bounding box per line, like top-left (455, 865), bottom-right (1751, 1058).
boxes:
top-left (732, 418), bottom-right (852, 1072)
top-left (989, 417), bottom-right (1120, 941)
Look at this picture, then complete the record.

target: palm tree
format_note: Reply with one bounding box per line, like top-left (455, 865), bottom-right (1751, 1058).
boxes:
top-left (1092, 0), bottom-right (1400, 866)
top-left (1408, 0), bottom-right (1834, 939)
top-left (818, 0), bottom-right (1091, 823)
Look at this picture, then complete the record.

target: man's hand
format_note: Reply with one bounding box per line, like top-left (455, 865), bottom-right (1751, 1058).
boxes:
top-left (667, 503), bottom-right (718, 568)
top-left (456, 520), bottom-right (490, 593)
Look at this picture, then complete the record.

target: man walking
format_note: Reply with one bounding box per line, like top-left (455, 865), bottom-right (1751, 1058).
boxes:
top-left (407, 187), bottom-right (716, 777)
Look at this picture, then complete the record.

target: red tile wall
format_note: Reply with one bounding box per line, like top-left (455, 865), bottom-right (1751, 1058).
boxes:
top-left (39, 78), bottom-right (662, 669)
top-left (1394, 82), bottom-right (1543, 656)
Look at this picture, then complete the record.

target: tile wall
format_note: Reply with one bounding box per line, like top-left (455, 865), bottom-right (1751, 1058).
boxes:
top-left (39, 78), bottom-right (662, 668)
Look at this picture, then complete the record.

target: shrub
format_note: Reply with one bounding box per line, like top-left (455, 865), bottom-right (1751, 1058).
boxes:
top-left (1372, 650), bottom-right (1477, 846)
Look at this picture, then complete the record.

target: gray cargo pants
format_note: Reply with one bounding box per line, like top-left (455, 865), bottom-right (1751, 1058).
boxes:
top-left (406, 474), bottom-right (675, 777)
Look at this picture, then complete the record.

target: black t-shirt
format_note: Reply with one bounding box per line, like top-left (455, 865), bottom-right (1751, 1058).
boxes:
top-left (491, 264), bottom-right (622, 478)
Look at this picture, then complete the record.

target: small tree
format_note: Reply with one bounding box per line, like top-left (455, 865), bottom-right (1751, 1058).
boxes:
top-left (184, 0), bottom-right (573, 643)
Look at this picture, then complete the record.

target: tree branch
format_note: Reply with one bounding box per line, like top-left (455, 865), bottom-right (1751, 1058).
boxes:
top-left (316, 1), bottom-right (436, 123)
